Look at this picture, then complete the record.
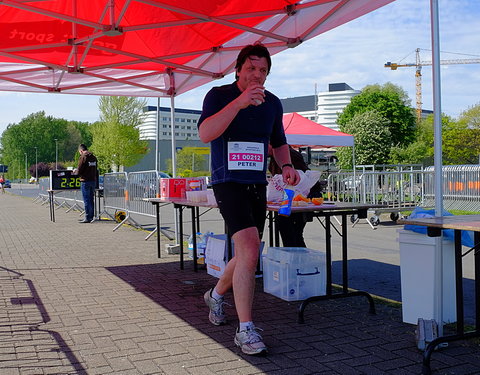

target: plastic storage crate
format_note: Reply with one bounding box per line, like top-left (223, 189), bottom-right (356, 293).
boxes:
top-left (262, 247), bottom-right (326, 301)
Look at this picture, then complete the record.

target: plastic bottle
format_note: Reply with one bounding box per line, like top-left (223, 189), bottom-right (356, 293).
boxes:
top-left (187, 234), bottom-right (195, 259)
top-left (278, 185), bottom-right (294, 217)
top-left (188, 231), bottom-right (214, 263)
top-left (187, 232), bottom-right (200, 258)
top-left (196, 232), bottom-right (206, 262)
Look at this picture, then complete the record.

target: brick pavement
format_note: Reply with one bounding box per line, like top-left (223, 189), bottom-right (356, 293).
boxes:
top-left (1, 192), bottom-right (479, 375)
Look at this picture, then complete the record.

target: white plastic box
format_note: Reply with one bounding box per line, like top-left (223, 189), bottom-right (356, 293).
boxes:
top-left (398, 229), bottom-right (456, 324)
top-left (262, 247), bottom-right (326, 301)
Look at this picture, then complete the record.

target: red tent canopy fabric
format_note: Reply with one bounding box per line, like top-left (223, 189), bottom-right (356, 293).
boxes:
top-left (283, 112), bottom-right (353, 147)
top-left (0, 0), bottom-right (395, 97)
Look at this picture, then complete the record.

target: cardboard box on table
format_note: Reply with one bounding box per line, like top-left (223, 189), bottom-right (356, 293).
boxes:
top-left (160, 177), bottom-right (208, 199)
top-left (160, 178), bottom-right (186, 199)
top-left (262, 247), bottom-right (326, 301)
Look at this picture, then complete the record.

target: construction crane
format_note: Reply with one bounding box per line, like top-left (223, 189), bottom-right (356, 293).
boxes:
top-left (385, 48), bottom-right (480, 122)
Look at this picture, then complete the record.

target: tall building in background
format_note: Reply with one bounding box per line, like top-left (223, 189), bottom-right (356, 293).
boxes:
top-left (280, 82), bottom-right (360, 131)
top-left (127, 106), bottom-right (205, 172)
top-left (138, 106), bottom-right (202, 141)
top-left (316, 83), bottom-right (361, 131)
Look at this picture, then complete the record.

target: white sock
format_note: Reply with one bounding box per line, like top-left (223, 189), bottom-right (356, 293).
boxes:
top-left (211, 288), bottom-right (223, 300)
top-left (239, 321), bottom-right (254, 332)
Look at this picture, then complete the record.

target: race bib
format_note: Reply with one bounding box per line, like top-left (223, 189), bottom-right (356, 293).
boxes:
top-left (227, 141), bottom-right (264, 171)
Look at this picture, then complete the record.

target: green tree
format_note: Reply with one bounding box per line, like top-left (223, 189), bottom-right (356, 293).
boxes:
top-left (98, 96), bottom-right (147, 127)
top-left (337, 110), bottom-right (392, 169)
top-left (167, 147), bottom-right (207, 177)
top-left (458, 102), bottom-right (480, 129)
top-left (390, 110), bottom-right (480, 166)
top-left (61, 122), bottom-right (85, 161)
top-left (90, 96), bottom-right (149, 173)
top-left (338, 83), bottom-right (416, 147)
top-left (0, 112), bottom-right (72, 179)
top-left (389, 141), bottom-right (430, 165)
top-left (443, 119), bottom-right (480, 165)
top-left (444, 103), bottom-right (480, 164)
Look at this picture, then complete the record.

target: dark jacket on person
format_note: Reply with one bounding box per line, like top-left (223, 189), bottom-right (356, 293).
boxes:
top-left (77, 152), bottom-right (98, 182)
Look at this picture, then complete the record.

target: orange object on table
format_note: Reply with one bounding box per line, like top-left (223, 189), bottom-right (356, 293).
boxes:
top-left (312, 197), bottom-right (324, 205)
top-left (293, 194), bottom-right (309, 202)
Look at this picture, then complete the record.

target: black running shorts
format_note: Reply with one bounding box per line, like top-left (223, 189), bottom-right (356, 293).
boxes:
top-left (212, 182), bottom-right (266, 237)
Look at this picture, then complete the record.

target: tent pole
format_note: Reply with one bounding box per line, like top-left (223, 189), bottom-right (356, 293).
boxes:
top-left (352, 142), bottom-right (356, 203)
top-left (170, 97), bottom-right (176, 177)
top-left (156, 97), bottom-right (160, 172)
top-left (168, 69), bottom-right (177, 178)
top-left (430, 0), bottom-right (444, 337)
top-left (168, 68), bottom-right (179, 246)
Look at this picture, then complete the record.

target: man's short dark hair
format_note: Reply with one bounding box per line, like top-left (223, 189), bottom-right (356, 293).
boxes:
top-left (234, 44), bottom-right (272, 80)
top-left (79, 144), bottom-right (88, 151)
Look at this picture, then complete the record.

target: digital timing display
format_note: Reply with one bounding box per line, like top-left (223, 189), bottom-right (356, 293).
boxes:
top-left (49, 170), bottom-right (81, 190)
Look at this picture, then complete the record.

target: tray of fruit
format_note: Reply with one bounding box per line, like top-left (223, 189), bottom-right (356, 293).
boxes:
top-left (268, 194), bottom-right (335, 207)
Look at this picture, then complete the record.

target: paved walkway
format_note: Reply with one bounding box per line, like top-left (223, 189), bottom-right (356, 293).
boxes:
top-left (1, 192), bottom-right (479, 375)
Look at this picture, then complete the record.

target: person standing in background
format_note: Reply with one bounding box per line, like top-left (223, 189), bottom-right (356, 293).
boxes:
top-left (74, 144), bottom-right (98, 223)
top-left (268, 145), bottom-right (324, 247)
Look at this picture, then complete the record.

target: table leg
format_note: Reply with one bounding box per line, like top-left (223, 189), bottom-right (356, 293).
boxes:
top-left (475, 231), bottom-right (480, 333)
top-left (177, 205), bottom-right (184, 270)
top-left (454, 229), bottom-right (464, 334)
top-left (274, 212), bottom-right (280, 247)
top-left (196, 206), bottom-right (200, 232)
top-left (325, 215), bottom-right (332, 295)
top-left (191, 206), bottom-right (198, 272)
top-left (342, 214), bottom-right (348, 293)
top-left (268, 211), bottom-right (273, 248)
top-left (422, 229), bottom-right (480, 375)
top-left (298, 210), bottom-right (375, 324)
top-left (49, 191), bottom-right (55, 222)
top-left (225, 222), bottom-right (233, 260)
top-left (156, 203), bottom-right (161, 258)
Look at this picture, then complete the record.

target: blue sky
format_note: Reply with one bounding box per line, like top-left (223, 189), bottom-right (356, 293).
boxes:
top-left (1, 0), bottom-right (479, 136)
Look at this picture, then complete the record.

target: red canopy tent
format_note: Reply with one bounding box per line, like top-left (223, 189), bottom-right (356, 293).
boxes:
top-left (283, 112), bottom-right (353, 148)
top-left (0, 0), bottom-right (395, 97)
top-left (0, 0), bottom-right (394, 175)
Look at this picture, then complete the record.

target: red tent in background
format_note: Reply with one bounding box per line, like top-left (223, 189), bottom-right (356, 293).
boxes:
top-left (283, 112), bottom-right (354, 148)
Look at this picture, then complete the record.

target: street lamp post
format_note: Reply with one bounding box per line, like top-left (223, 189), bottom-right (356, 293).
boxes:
top-left (24, 153), bottom-right (27, 183)
top-left (54, 139), bottom-right (58, 170)
top-left (34, 146), bottom-right (38, 183)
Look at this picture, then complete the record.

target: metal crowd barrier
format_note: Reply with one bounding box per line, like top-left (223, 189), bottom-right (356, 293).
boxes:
top-left (33, 178), bottom-right (50, 204)
top-left (424, 165), bottom-right (480, 212)
top-left (37, 171), bottom-right (172, 241)
top-left (103, 172), bottom-right (129, 230)
top-left (327, 169), bottom-right (430, 228)
top-left (126, 170), bottom-right (162, 240)
top-left (103, 171), bottom-right (173, 240)
top-left (57, 189), bottom-right (84, 213)
top-left (34, 178), bottom-right (85, 215)
top-left (328, 164), bottom-right (480, 227)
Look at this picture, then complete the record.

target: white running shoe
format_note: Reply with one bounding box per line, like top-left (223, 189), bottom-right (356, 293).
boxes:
top-left (234, 326), bottom-right (268, 355)
top-left (204, 288), bottom-right (227, 326)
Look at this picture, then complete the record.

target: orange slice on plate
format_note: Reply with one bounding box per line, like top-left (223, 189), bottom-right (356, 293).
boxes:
top-left (311, 197), bottom-right (324, 205)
